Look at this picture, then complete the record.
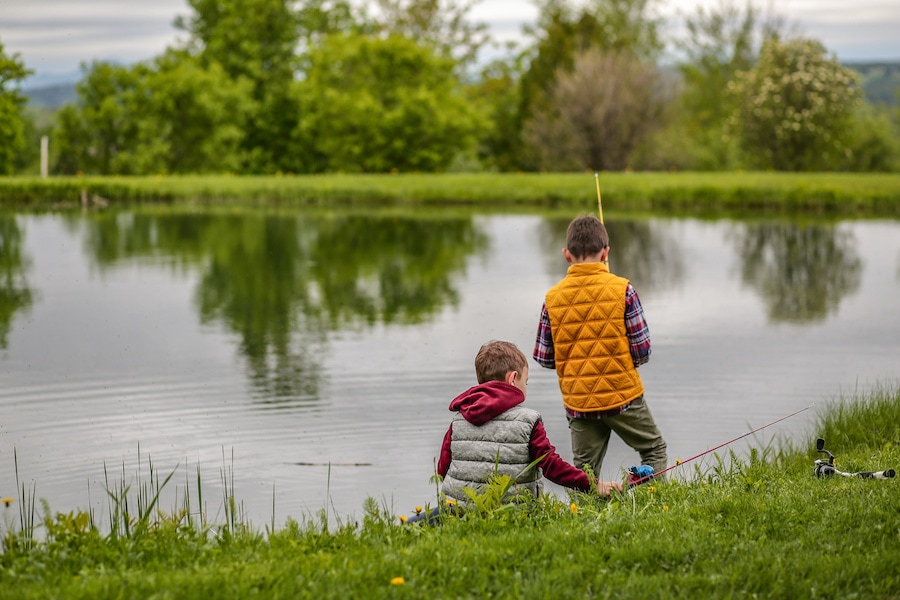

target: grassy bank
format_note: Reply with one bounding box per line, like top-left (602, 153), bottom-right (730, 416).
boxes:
top-left (2, 172), bottom-right (900, 216)
top-left (2, 384), bottom-right (898, 598)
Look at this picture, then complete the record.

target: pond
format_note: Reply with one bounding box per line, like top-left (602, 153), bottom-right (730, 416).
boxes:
top-left (1, 207), bottom-right (898, 528)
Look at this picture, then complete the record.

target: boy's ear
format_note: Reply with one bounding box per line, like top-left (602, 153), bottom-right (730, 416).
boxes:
top-left (562, 248), bottom-right (574, 263)
top-left (504, 370), bottom-right (518, 386)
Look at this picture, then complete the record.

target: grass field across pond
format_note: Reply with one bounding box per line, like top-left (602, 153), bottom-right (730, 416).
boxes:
top-left (2, 172), bottom-right (900, 216)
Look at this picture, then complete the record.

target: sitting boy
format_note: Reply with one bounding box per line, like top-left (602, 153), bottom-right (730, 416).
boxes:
top-left (437, 340), bottom-right (623, 503)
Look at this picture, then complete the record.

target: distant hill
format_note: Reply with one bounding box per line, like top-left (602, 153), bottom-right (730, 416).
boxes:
top-left (846, 62), bottom-right (900, 105)
top-left (23, 82), bottom-right (78, 109)
top-left (20, 61), bottom-right (899, 110)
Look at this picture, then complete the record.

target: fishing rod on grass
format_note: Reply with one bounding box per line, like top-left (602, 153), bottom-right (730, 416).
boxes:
top-left (814, 438), bottom-right (895, 480)
top-left (627, 404), bottom-right (816, 488)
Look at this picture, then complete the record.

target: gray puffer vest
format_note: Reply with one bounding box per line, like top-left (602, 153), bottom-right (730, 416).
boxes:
top-left (441, 405), bottom-right (543, 503)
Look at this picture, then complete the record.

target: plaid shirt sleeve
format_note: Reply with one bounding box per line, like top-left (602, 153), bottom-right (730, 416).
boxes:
top-left (533, 302), bottom-right (556, 369)
top-left (625, 283), bottom-right (651, 366)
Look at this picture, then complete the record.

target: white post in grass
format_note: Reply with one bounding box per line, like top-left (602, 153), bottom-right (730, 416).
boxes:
top-left (40, 135), bottom-right (49, 178)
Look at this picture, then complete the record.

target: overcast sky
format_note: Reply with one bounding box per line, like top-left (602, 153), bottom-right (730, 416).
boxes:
top-left (2, 0), bottom-right (899, 87)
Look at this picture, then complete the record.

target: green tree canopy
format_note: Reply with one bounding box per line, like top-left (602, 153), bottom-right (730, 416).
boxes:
top-left (662, 0), bottom-right (787, 170)
top-left (54, 62), bottom-right (144, 174)
top-left (54, 55), bottom-right (253, 175)
top-left (523, 48), bottom-right (669, 171)
top-left (373, 0), bottom-right (490, 69)
top-left (297, 33), bottom-right (484, 172)
top-left (0, 37), bottom-right (33, 175)
top-left (510, 0), bottom-right (663, 169)
top-left (175, 0), bottom-right (303, 172)
top-left (727, 38), bottom-right (862, 171)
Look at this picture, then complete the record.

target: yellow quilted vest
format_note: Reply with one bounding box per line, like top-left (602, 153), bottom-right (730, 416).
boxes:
top-left (545, 262), bottom-right (644, 412)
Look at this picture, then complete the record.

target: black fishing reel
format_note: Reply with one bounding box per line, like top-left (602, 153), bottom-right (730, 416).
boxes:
top-left (814, 438), bottom-right (895, 480)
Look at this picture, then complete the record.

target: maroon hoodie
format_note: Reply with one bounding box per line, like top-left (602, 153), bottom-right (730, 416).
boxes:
top-left (437, 380), bottom-right (593, 492)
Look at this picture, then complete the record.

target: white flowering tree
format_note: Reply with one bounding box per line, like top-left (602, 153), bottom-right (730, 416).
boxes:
top-left (727, 38), bottom-right (861, 171)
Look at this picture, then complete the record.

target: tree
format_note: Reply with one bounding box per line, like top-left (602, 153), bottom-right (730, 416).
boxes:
top-left (137, 51), bottom-right (253, 173)
top-left (727, 38), bottom-right (862, 171)
top-left (669, 0), bottom-right (788, 169)
top-left (523, 48), bottom-right (669, 170)
top-left (175, 0), bottom-right (302, 172)
top-left (373, 0), bottom-right (490, 70)
top-left (677, 0), bottom-right (785, 131)
top-left (0, 37), bottom-right (33, 175)
top-left (54, 62), bottom-right (144, 174)
top-left (295, 0), bottom-right (373, 68)
top-left (841, 104), bottom-right (900, 172)
top-left (511, 0), bottom-right (663, 169)
top-left (296, 33), bottom-right (484, 172)
top-left (470, 52), bottom-right (527, 171)
top-left (54, 55), bottom-right (253, 175)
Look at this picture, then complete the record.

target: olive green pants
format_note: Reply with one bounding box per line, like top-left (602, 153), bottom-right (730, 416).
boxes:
top-left (567, 395), bottom-right (668, 479)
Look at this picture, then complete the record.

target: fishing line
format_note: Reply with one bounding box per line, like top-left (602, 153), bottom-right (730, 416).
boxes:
top-left (629, 403), bottom-right (815, 486)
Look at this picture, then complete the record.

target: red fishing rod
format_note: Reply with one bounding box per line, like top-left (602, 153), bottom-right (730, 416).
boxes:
top-left (628, 403), bottom-right (815, 487)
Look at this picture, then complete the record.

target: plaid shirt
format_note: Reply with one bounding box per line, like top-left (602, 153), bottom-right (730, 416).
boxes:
top-left (533, 282), bottom-right (650, 418)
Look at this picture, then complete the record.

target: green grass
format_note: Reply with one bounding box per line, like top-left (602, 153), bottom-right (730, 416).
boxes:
top-left (2, 172), bottom-right (900, 216)
top-left (2, 383), bottom-right (898, 598)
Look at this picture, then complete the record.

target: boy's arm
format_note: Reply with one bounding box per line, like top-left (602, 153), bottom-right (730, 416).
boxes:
top-left (529, 421), bottom-right (591, 491)
top-left (437, 426), bottom-right (453, 478)
top-left (532, 303), bottom-right (556, 369)
top-left (625, 283), bottom-right (651, 366)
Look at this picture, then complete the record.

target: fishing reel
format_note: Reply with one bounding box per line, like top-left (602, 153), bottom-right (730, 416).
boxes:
top-left (814, 438), bottom-right (895, 480)
top-left (627, 465), bottom-right (655, 488)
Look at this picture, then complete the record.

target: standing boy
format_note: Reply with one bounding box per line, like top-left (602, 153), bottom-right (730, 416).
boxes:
top-left (533, 215), bottom-right (667, 477)
top-left (437, 340), bottom-right (622, 503)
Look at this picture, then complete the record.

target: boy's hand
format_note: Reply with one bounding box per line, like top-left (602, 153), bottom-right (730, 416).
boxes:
top-left (596, 480), bottom-right (623, 497)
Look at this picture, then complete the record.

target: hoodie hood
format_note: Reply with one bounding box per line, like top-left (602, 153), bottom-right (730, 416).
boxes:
top-left (448, 380), bottom-right (525, 426)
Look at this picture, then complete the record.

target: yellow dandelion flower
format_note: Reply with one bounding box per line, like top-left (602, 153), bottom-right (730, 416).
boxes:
top-left (399, 515), bottom-right (408, 523)
top-left (415, 506), bottom-right (423, 514)
top-left (675, 459), bottom-right (683, 465)
top-left (391, 577), bottom-right (405, 586)
top-left (1, 497), bottom-right (13, 507)
top-left (570, 503), bottom-right (578, 514)
top-left (663, 505), bottom-right (669, 511)
top-left (647, 486), bottom-right (656, 493)
top-left (445, 498), bottom-right (457, 506)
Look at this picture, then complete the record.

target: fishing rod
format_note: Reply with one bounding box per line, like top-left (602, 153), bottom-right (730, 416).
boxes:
top-left (627, 403), bottom-right (815, 487)
top-left (814, 438), bottom-right (895, 480)
top-left (594, 172), bottom-right (610, 267)
top-left (594, 172), bottom-right (604, 224)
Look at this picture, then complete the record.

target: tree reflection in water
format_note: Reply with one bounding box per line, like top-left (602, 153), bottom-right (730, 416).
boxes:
top-left (0, 216), bottom-right (34, 349)
top-left (536, 216), bottom-right (685, 295)
top-left (732, 222), bottom-right (861, 323)
top-left (73, 209), bottom-right (488, 404)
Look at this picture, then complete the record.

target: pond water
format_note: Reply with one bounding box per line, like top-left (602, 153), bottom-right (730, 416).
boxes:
top-left (1, 208), bottom-right (898, 529)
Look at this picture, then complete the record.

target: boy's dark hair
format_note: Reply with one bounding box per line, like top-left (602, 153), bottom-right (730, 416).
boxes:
top-left (566, 215), bottom-right (609, 259)
top-left (475, 340), bottom-right (527, 384)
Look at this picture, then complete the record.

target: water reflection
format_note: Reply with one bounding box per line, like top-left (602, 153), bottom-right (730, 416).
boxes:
top-left (68, 210), bottom-right (488, 404)
top-left (3, 209), bottom-right (898, 528)
top-left (0, 216), bottom-right (34, 349)
top-left (536, 217), bottom-right (685, 293)
top-left (310, 214), bottom-right (485, 326)
top-left (732, 222), bottom-right (862, 323)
